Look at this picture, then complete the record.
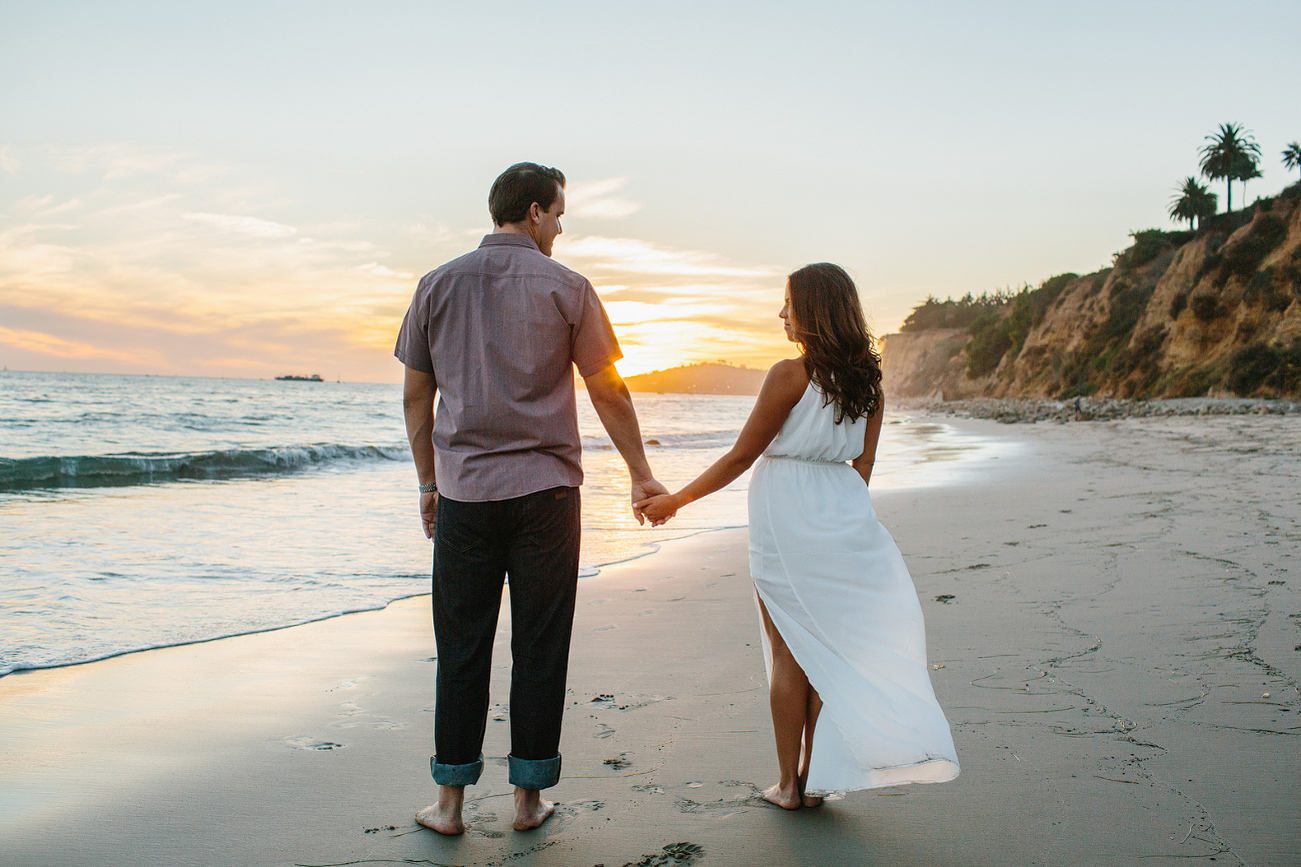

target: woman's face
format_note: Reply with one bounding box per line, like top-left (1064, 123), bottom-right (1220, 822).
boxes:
top-left (780, 282), bottom-right (798, 343)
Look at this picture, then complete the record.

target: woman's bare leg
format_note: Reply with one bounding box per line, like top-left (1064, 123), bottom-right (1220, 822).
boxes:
top-left (757, 594), bottom-right (811, 810)
top-left (799, 689), bottom-right (824, 807)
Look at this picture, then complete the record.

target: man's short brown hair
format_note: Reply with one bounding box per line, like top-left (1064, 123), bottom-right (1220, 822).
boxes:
top-left (488, 162), bottom-right (566, 226)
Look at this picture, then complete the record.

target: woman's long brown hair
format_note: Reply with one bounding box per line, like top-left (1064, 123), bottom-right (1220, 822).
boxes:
top-left (787, 263), bottom-right (883, 424)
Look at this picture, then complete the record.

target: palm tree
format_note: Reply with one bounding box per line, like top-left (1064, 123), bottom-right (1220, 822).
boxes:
top-left (1169, 177), bottom-right (1217, 231)
top-left (1284, 141), bottom-right (1301, 183)
top-left (1199, 122), bottom-right (1262, 213)
top-left (1237, 159), bottom-right (1262, 207)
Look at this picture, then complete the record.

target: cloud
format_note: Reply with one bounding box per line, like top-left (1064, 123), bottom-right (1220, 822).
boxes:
top-left (565, 178), bottom-right (641, 219)
top-left (0, 147), bottom-right (18, 173)
top-left (358, 262), bottom-right (414, 280)
top-left (0, 145), bottom-right (792, 380)
top-left (0, 324), bottom-right (153, 364)
top-left (183, 211), bottom-right (298, 238)
top-left (558, 235), bottom-right (775, 279)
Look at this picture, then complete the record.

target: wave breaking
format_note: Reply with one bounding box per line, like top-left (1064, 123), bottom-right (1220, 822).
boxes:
top-left (0, 443), bottom-right (407, 491)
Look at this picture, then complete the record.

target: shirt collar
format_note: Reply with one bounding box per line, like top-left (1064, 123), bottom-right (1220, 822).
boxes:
top-left (479, 233), bottom-right (540, 252)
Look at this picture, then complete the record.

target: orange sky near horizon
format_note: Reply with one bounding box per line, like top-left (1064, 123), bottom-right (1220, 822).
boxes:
top-left (0, 160), bottom-right (800, 381)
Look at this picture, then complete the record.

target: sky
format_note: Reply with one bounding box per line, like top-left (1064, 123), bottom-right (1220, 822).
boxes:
top-left (2, 1), bottom-right (1298, 382)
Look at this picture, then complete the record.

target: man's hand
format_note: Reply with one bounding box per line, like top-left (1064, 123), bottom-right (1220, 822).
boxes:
top-left (419, 491), bottom-right (439, 539)
top-left (635, 492), bottom-right (679, 525)
top-left (631, 477), bottom-right (670, 526)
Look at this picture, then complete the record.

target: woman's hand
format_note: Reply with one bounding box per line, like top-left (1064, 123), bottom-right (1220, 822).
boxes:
top-left (635, 493), bottom-right (680, 525)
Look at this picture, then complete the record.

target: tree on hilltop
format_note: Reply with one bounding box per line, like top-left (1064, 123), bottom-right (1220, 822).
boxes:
top-left (1199, 122), bottom-right (1261, 213)
top-left (1284, 141), bottom-right (1301, 183)
top-left (1168, 177), bottom-right (1217, 231)
top-left (1237, 159), bottom-right (1262, 207)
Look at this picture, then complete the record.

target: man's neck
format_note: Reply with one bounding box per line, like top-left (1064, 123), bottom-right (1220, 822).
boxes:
top-left (493, 223), bottom-right (536, 243)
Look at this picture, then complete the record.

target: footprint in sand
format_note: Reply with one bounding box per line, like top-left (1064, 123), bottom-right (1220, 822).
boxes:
top-left (676, 780), bottom-right (766, 815)
top-left (621, 842), bottom-right (705, 866)
top-left (463, 805), bottom-right (503, 838)
top-left (284, 736), bottom-right (344, 750)
top-left (603, 753), bottom-right (632, 770)
top-left (326, 676), bottom-right (369, 692)
top-left (546, 799), bottom-right (605, 832)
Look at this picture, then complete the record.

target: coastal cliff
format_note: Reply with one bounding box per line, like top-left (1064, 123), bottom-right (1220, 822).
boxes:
top-left (882, 183), bottom-right (1301, 400)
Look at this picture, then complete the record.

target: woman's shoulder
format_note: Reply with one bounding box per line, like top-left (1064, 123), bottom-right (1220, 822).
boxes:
top-left (759, 359), bottom-right (811, 407)
top-left (765, 358), bottom-right (810, 388)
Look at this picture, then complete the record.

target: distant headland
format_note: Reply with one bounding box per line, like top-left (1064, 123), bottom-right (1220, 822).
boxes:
top-left (623, 362), bottom-right (767, 396)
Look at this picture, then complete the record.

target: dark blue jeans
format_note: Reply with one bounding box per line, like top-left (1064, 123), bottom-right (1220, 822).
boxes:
top-left (430, 485), bottom-right (580, 790)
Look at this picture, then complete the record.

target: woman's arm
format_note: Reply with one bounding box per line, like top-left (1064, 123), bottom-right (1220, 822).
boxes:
top-left (637, 359), bottom-right (809, 522)
top-left (850, 396), bottom-right (885, 487)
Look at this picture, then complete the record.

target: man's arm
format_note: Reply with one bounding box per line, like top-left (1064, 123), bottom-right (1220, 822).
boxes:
top-left (402, 365), bottom-right (439, 539)
top-left (582, 362), bottom-right (668, 525)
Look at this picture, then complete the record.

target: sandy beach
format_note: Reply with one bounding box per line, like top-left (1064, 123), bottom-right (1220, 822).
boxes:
top-left (2, 413), bottom-right (1299, 867)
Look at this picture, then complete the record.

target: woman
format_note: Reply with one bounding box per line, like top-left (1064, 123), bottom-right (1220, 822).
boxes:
top-left (637, 263), bottom-right (959, 808)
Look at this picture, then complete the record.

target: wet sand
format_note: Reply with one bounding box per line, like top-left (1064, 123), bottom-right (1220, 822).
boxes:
top-left (1, 413), bottom-right (1298, 866)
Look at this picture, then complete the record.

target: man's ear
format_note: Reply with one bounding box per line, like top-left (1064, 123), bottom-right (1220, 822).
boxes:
top-left (529, 201), bottom-right (542, 224)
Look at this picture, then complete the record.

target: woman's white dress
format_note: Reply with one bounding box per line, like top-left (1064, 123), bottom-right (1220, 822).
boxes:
top-left (749, 383), bottom-right (959, 794)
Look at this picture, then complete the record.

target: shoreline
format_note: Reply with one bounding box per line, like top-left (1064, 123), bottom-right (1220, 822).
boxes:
top-left (0, 525), bottom-right (746, 681)
top-left (6, 397), bottom-right (1280, 679)
top-left (3, 413), bottom-right (1298, 865)
top-left (897, 394), bottom-right (1301, 423)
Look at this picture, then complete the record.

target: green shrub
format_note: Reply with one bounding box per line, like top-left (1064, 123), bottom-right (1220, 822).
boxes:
top-left (1055, 278), bottom-right (1158, 395)
top-left (966, 312), bottom-right (1014, 378)
top-left (1242, 268), bottom-right (1274, 305)
top-left (1190, 293), bottom-right (1224, 322)
top-left (1113, 229), bottom-right (1185, 270)
top-left (1225, 341), bottom-right (1301, 396)
top-left (1038, 273), bottom-right (1077, 304)
top-left (1169, 292), bottom-right (1189, 318)
top-left (900, 291), bottom-right (1012, 332)
top-left (1167, 364), bottom-right (1221, 397)
top-left (1222, 214), bottom-right (1287, 278)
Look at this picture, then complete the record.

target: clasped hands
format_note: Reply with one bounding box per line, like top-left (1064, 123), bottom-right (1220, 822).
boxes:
top-left (630, 478), bottom-right (678, 527)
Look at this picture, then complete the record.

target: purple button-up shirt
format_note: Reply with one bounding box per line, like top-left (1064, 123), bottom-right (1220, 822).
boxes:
top-left (394, 234), bottom-right (622, 502)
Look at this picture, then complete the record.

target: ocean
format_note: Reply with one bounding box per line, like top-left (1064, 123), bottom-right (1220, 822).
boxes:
top-left (0, 370), bottom-right (1009, 678)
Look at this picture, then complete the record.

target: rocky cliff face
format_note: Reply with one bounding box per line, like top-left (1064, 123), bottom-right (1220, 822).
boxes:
top-left (882, 184), bottom-right (1301, 400)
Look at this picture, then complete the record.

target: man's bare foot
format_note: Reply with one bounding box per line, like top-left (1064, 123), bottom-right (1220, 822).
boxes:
top-left (761, 783), bottom-right (802, 810)
top-left (513, 787), bottom-right (555, 831)
top-left (416, 785), bottom-right (466, 835)
top-left (801, 793), bottom-right (824, 808)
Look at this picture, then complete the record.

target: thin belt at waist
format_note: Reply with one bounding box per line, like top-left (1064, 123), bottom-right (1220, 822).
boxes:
top-left (761, 454), bottom-right (849, 466)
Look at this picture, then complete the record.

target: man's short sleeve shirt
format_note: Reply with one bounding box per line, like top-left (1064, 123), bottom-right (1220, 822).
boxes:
top-left (394, 233), bottom-right (622, 501)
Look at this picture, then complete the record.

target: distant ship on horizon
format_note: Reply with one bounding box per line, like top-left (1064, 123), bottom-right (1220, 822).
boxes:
top-left (274, 374), bottom-right (324, 382)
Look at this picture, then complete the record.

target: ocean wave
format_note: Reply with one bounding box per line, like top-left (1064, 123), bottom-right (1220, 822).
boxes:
top-left (581, 430), bottom-right (738, 450)
top-left (0, 443), bottom-right (408, 491)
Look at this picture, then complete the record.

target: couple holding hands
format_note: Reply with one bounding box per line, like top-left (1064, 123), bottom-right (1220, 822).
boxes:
top-left (395, 162), bottom-right (958, 835)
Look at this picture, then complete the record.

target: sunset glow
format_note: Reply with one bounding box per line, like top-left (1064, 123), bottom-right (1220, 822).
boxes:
top-left (2, 4), bottom-right (1297, 381)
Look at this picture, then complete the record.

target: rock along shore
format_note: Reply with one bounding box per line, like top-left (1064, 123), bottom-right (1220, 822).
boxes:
top-left (895, 395), bottom-right (1301, 424)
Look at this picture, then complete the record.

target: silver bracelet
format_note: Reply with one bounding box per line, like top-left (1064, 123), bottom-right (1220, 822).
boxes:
top-left (418, 482), bottom-right (438, 494)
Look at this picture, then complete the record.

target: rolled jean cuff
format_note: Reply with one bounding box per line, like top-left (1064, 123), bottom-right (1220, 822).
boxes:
top-left (508, 753), bottom-right (562, 790)
top-left (431, 753), bottom-right (484, 786)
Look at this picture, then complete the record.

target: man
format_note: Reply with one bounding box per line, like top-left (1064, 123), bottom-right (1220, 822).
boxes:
top-left (394, 162), bottom-right (667, 835)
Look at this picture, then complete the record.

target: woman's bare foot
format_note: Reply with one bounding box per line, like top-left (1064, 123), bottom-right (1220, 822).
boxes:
top-left (801, 793), bottom-right (824, 808)
top-left (513, 787), bottom-right (555, 831)
top-left (761, 783), bottom-right (802, 810)
top-left (416, 786), bottom-right (466, 836)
